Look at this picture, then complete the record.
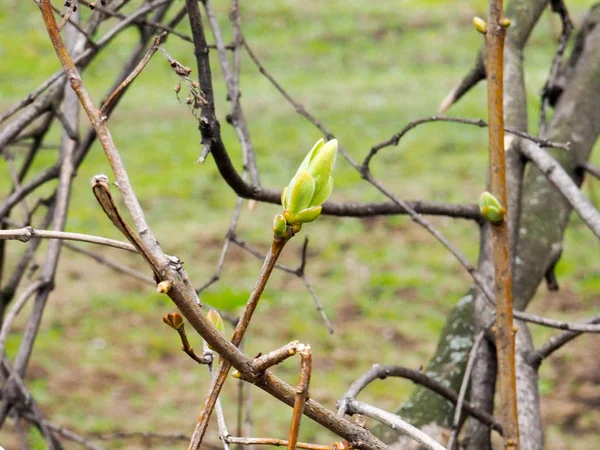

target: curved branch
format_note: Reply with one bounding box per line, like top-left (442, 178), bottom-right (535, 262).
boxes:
top-left (519, 139), bottom-right (600, 239)
top-left (337, 364), bottom-right (502, 434)
top-left (346, 401), bottom-right (445, 450)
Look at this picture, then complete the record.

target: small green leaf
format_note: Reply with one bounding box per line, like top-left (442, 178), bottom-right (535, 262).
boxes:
top-left (294, 206), bottom-right (323, 223)
top-left (286, 171), bottom-right (315, 215)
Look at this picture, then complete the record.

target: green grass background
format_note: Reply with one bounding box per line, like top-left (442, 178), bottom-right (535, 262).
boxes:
top-left (0, 0), bottom-right (599, 448)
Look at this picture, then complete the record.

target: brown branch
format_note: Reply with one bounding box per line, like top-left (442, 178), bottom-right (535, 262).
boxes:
top-left (539, 0), bottom-right (574, 134)
top-left (519, 140), bottom-right (600, 239)
top-left (100, 32), bottom-right (167, 115)
top-left (363, 116), bottom-right (569, 172)
top-left (201, 0), bottom-right (259, 185)
top-left (230, 235), bottom-right (334, 333)
top-left (337, 364), bottom-right (503, 434)
top-left (0, 227), bottom-right (137, 252)
top-left (288, 346), bottom-right (312, 450)
top-left (345, 401), bottom-right (445, 450)
top-left (438, 60), bottom-right (486, 113)
top-left (483, 1), bottom-right (520, 448)
top-left (529, 314), bottom-right (600, 368)
top-left (190, 235), bottom-right (291, 448)
top-left (226, 436), bottom-right (342, 450)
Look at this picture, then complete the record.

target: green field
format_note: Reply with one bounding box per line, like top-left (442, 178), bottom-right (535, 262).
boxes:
top-left (1, 0), bottom-right (599, 448)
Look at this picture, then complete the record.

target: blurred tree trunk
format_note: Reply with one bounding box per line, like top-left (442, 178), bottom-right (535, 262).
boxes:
top-left (377, 3), bottom-right (600, 448)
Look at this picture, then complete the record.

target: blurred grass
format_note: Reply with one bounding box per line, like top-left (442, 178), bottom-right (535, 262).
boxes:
top-left (0, 0), bottom-right (599, 449)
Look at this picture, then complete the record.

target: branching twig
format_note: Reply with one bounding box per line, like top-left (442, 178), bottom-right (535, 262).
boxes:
top-left (529, 314), bottom-right (600, 368)
top-left (190, 234), bottom-right (291, 448)
top-left (346, 400), bottom-right (445, 450)
top-left (520, 140), bottom-right (600, 239)
top-left (363, 116), bottom-right (569, 171)
top-left (337, 364), bottom-right (502, 434)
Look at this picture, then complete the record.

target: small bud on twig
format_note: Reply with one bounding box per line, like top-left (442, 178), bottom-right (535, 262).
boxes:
top-left (163, 312), bottom-right (184, 330)
top-left (499, 17), bottom-right (512, 28)
top-left (206, 309), bottom-right (226, 351)
top-left (479, 191), bottom-right (506, 224)
top-left (156, 280), bottom-right (173, 294)
top-left (473, 17), bottom-right (488, 34)
top-left (281, 139), bottom-right (338, 231)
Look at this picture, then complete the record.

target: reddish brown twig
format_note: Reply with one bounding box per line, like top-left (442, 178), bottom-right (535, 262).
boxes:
top-left (288, 346), bottom-right (312, 450)
top-left (483, 1), bottom-right (520, 448)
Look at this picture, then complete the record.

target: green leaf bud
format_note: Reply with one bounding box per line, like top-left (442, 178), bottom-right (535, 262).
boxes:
top-left (206, 309), bottom-right (226, 351)
top-left (305, 139), bottom-right (337, 202)
top-left (473, 17), bottom-right (488, 34)
top-left (479, 191), bottom-right (506, 224)
top-left (294, 206), bottom-right (322, 223)
top-left (286, 171), bottom-right (316, 215)
top-left (273, 214), bottom-right (287, 238)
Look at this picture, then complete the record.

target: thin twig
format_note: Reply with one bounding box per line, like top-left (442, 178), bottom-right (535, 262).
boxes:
top-left (529, 314), bottom-right (600, 368)
top-left (447, 331), bottom-right (485, 450)
top-left (346, 400), bottom-right (445, 450)
top-left (337, 364), bottom-right (502, 434)
top-left (190, 235), bottom-right (290, 448)
top-left (288, 346), bottom-right (312, 450)
top-left (0, 280), bottom-right (46, 356)
top-left (100, 32), bottom-right (168, 115)
top-left (0, 227), bottom-right (137, 252)
top-left (363, 116), bottom-right (569, 171)
top-left (204, 342), bottom-right (231, 450)
top-left (226, 436), bottom-right (341, 449)
top-left (230, 235), bottom-right (334, 333)
top-left (519, 140), bottom-right (600, 239)
top-left (63, 242), bottom-right (154, 284)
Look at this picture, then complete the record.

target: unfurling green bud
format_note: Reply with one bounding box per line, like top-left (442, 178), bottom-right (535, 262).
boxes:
top-left (281, 139), bottom-right (337, 229)
top-left (473, 17), bottom-right (488, 34)
top-left (273, 214), bottom-right (287, 238)
top-left (499, 17), bottom-right (512, 28)
top-left (206, 309), bottom-right (226, 351)
top-left (479, 191), bottom-right (506, 224)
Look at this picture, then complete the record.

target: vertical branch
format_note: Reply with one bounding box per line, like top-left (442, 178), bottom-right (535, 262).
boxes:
top-left (483, 2), bottom-right (520, 449)
top-left (189, 236), bottom-right (290, 449)
top-left (288, 347), bottom-right (312, 450)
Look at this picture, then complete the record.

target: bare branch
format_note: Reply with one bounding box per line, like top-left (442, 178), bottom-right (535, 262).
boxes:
top-left (337, 364), bottom-right (502, 434)
top-left (100, 32), bottom-right (167, 115)
top-left (0, 227), bottom-right (137, 252)
top-left (363, 116), bottom-right (569, 172)
top-left (346, 400), bottom-right (446, 450)
top-left (519, 139), bottom-right (600, 239)
top-left (529, 314), bottom-right (600, 368)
